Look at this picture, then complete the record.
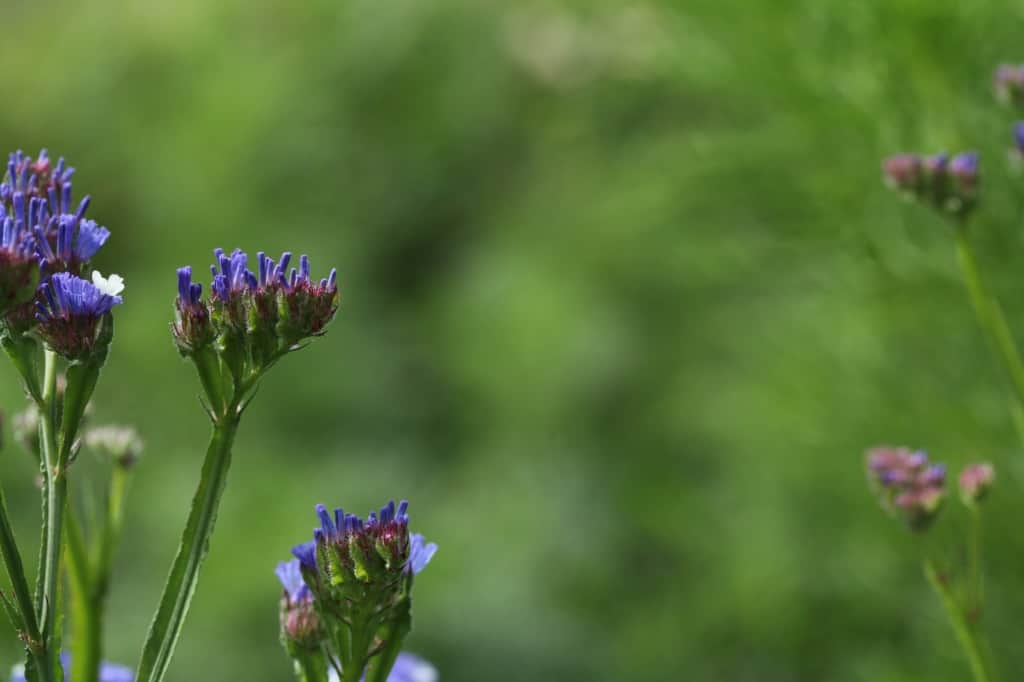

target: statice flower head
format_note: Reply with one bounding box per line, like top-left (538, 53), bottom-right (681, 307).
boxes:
top-left (995, 63), bottom-right (1024, 107)
top-left (327, 652), bottom-right (439, 682)
top-left (10, 652), bottom-right (133, 682)
top-left (866, 446), bottom-right (946, 531)
top-left (171, 247), bottom-right (339, 374)
top-left (291, 500), bottom-right (435, 678)
top-left (31, 197), bottom-right (110, 276)
top-left (35, 271), bottom-right (122, 361)
top-left (0, 214), bottom-right (41, 315)
top-left (276, 559), bottom-right (324, 651)
top-left (959, 462), bottom-right (995, 506)
top-left (881, 151), bottom-right (979, 220)
top-left (1, 149), bottom-right (75, 208)
top-left (171, 266), bottom-right (213, 355)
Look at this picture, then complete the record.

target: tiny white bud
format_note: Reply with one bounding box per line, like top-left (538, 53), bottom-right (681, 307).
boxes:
top-left (92, 270), bottom-right (125, 297)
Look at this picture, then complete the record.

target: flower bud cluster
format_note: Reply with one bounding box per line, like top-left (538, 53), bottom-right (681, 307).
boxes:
top-left (0, 149), bottom-right (122, 363)
top-left (866, 446), bottom-right (946, 531)
top-left (959, 462), bottom-right (995, 505)
top-left (881, 152), bottom-right (979, 219)
top-left (35, 272), bottom-right (122, 362)
top-left (172, 249), bottom-right (339, 375)
top-left (288, 500), bottom-right (436, 679)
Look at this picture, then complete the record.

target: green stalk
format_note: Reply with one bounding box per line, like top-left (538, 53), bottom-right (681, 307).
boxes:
top-left (292, 649), bottom-right (329, 682)
top-left (37, 349), bottom-right (63, 682)
top-left (0, 478), bottom-right (43, 655)
top-left (67, 515), bottom-right (100, 682)
top-left (924, 559), bottom-right (991, 682)
top-left (954, 230), bottom-right (1024, 443)
top-left (135, 407), bottom-right (241, 682)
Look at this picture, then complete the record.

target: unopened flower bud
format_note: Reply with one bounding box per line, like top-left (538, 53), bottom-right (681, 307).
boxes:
top-left (275, 559), bottom-right (324, 651)
top-left (959, 462), bottom-right (995, 505)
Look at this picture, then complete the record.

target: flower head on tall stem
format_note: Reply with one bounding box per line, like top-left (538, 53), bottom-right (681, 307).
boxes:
top-left (881, 151), bottom-right (979, 220)
top-left (35, 272), bottom-right (122, 361)
top-left (959, 462), bottom-right (995, 506)
top-left (866, 446), bottom-right (947, 531)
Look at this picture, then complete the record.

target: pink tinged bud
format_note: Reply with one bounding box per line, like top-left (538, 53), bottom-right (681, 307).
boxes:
top-left (882, 155), bottom-right (923, 191)
top-left (959, 462), bottom-right (995, 504)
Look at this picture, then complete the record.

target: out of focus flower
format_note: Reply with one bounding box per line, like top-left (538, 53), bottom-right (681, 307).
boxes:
top-left (327, 652), bottom-right (439, 682)
top-left (10, 653), bottom-right (133, 682)
top-left (959, 462), bottom-right (995, 505)
top-left (881, 151), bottom-right (979, 219)
top-left (84, 425), bottom-right (143, 469)
top-left (995, 63), bottom-right (1024, 107)
top-left (866, 446), bottom-right (946, 531)
top-left (35, 272), bottom-right (122, 361)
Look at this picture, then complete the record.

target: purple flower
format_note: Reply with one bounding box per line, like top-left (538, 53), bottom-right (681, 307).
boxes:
top-left (276, 558), bottom-right (323, 649)
top-left (276, 558), bottom-right (311, 602)
top-left (866, 446), bottom-right (947, 531)
top-left (328, 653), bottom-right (439, 682)
top-left (10, 653), bottom-right (133, 682)
top-left (408, 533), bottom-right (438, 575)
top-left (995, 63), bottom-right (1024, 106)
top-left (35, 272), bottom-right (123, 360)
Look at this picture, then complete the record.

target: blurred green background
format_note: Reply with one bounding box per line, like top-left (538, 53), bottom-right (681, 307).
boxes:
top-left (4, 0), bottom-right (1024, 680)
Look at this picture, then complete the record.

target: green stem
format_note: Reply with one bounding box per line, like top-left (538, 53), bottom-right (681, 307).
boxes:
top-left (955, 230), bottom-right (1024, 444)
top-left (135, 407), bottom-right (241, 682)
top-left (924, 559), bottom-right (991, 682)
top-left (292, 649), bottom-right (329, 682)
top-left (38, 349), bottom-right (63, 682)
top-left (67, 514), bottom-right (100, 682)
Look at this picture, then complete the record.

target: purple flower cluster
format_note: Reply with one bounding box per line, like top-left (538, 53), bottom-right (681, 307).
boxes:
top-left (881, 151), bottom-right (979, 219)
top-left (172, 247), bottom-right (338, 360)
top-left (0, 149), bottom-right (118, 350)
top-left (292, 500), bottom-right (436, 584)
top-left (866, 446), bottom-right (946, 531)
top-left (34, 272), bottom-right (122, 361)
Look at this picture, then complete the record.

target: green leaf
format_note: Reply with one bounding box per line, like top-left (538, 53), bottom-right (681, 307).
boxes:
top-left (0, 480), bottom-right (39, 642)
top-left (135, 413), bottom-right (241, 682)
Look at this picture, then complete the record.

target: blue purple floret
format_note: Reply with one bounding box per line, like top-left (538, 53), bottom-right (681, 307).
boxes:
top-left (35, 273), bottom-right (122, 360)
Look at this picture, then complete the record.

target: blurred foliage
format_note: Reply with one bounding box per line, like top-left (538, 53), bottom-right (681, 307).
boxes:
top-left (3, 0), bottom-right (1024, 680)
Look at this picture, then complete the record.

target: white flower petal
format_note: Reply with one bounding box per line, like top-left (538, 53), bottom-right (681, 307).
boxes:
top-left (92, 270), bottom-right (125, 297)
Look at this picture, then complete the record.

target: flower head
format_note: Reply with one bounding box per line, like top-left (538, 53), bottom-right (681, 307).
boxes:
top-left (35, 272), bottom-right (122, 361)
top-left (84, 425), bottom-right (143, 469)
top-left (866, 446), bottom-right (946, 531)
top-left (171, 247), bottom-right (339, 369)
top-left (959, 462), bottom-right (995, 505)
top-left (881, 150), bottom-right (979, 220)
top-left (289, 499), bottom-right (435, 678)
